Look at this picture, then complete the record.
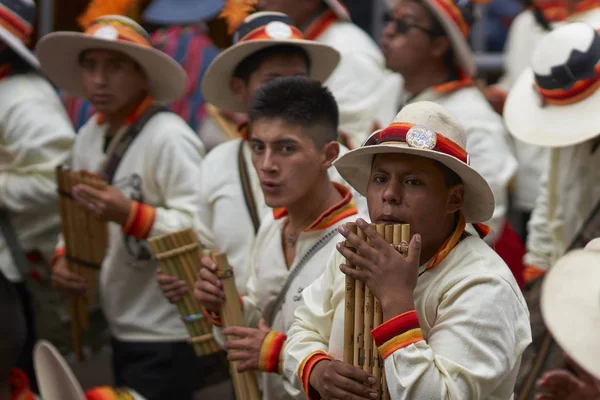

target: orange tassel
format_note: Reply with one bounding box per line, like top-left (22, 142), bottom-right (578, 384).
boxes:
top-left (220, 0), bottom-right (258, 34)
top-left (77, 0), bottom-right (140, 30)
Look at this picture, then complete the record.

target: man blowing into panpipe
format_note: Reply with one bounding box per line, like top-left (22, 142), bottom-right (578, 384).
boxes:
top-left (282, 101), bottom-right (532, 399)
top-left (36, 15), bottom-right (208, 400)
top-left (193, 76), bottom-right (365, 400)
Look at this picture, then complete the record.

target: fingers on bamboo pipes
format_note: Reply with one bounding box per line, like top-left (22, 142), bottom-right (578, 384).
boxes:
top-left (343, 222), bottom-right (357, 365)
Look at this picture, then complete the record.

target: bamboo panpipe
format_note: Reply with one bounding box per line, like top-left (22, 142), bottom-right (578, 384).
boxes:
top-left (56, 167), bottom-right (108, 361)
top-left (149, 229), bottom-right (220, 357)
top-left (343, 222), bottom-right (410, 399)
top-left (212, 252), bottom-right (261, 400)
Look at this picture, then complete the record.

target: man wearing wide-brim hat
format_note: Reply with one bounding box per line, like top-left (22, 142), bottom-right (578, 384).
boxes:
top-left (257, 0), bottom-right (401, 148)
top-left (283, 101), bottom-right (531, 399)
top-left (36, 15), bottom-right (207, 400)
top-left (535, 238), bottom-right (600, 399)
top-left (0, 0), bottom-right (76, 392)
top-left (382, 0), bottom-right (522, 284)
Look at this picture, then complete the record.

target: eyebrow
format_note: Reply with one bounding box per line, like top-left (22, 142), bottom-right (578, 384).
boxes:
top-left (249, 138), bottom-right (300, 146)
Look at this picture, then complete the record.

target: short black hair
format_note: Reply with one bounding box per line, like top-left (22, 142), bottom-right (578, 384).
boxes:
top-left (0, 48), bottom-right (35, 74)
top-left (232, 45), bottom-right (311, 82)
top-left (248, 76), bottom-right (339, 147)
top-left (434, 160), bottom-right (463, 187)
top-left (0, 274), bottom-right (27, 380)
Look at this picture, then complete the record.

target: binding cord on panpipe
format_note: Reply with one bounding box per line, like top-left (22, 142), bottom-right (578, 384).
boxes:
top-left (56, 166), bottom-right (108, 361)
top-left (148, 229), bottom-right (221, 357)
top-left (212, 252), bottom-right (261, 400)
top-left (343, 222), bottom-right (410, 400)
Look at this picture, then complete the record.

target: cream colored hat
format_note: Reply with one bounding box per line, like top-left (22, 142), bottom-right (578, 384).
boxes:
top-left (387, 0), bottom-right (476, 76)
top-left (334, 101), bottom-right (494, 223)
top-left (34, 340), bottom-right (86, 400)
top-left (35, 15), bottom-right (187, 104)
top-left (202, 12), bottom-right (340, 113)
top-left (541, 238), bottom-right (600, 380)
top-left (504, 22), bottom-right (600, 147)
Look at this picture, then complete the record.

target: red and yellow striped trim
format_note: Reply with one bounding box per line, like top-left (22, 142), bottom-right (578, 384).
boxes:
top-left (122, 200), bottom-right (156, 239)
top-left (239, 24), bottom-right (304, 43)
top-left (523, 265), bottom-right (545, 283)
top-left (272, 183), bottom-right (358, 231)
top-left (304, 9), bottom-right (339, 40)
top-left (433, 74), bottom-right (474, 94)
top-left (9, 368), bottom-right (34, 400)
top-left (85, 19), bottom-right (151, 48)
top-left (536, 63), bottom-right (600, 106)
top-left (96, 95), bottom-right (154, 126)
top-left (298, 350), bottom-right (332, 399)
top-left (0, 4), bottom-right (32, 44)
top-left (258, 330), bottom-right (287, 374)
top-left (86, 387), bottom-right (135, 400)
top-left (429, 0), bottom-right (470, 37)
top-left (371, 310), bottom-right (424, 359)
top-left (534, 0), bottom-right (600, 22)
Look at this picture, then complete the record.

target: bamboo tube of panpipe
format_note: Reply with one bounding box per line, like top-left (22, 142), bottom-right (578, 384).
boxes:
top-left (343, 222), bottom-right (357, 365)
top-left (371, 224), bottom-right (388, 392)
top-left (353, 228), bottom-right (366, 368)
top-left (212, 252), bottom-right (261, 400)
top-left (362, 224), bottom-right (377, 374)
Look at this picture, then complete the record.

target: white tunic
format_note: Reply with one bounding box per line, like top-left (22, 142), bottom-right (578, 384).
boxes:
top-left (525, 141), bottom-right (600, 270)
top-left (0, 73), bottom-right (75, 282)
top-left (284, 236), bottom-right (531, 399)
top-left (70, 112), bottom-right (206, 341)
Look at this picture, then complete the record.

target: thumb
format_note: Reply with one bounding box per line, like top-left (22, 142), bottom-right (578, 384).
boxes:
top-left (258, 318), bottom-right (271, 332)
top-left (406, 234), bottom-right (421, 266)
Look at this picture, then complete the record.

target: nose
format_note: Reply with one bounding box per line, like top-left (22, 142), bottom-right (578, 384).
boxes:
top-left (382, 179), bottom-right (402, 205)
top-left (382, 20), bottom-right (396, 39)
top-left (260, 149), bottom-right (278, 174)
top-left (91, 66), bottom-right (108, 87)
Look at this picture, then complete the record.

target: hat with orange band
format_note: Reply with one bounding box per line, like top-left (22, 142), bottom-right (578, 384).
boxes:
top-left (35, 15), bottom-right (187, 104)
top-left (334, 101), bottom-right (495, 223)
top-left (201, 12), bottom-right (340, 113)
top-left (0, 0), bottom-right (39, 68)
top-left (504, 22), bottom-right (600, 148)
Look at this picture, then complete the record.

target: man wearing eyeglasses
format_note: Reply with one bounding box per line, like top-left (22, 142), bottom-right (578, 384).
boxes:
top-left (382, 0), bottom-right (522, 284)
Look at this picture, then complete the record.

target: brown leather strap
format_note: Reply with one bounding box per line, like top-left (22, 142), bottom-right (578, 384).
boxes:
top-left (237, 141), bottom-right (260, 234)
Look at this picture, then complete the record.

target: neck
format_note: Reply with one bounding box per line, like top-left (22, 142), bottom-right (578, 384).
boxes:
top-left (0, 381), bottom-right (11, 400)
top-left (420, 215), bottom-right (457, 263)
top-left (105, 93), bottom-right (147, 134)
top-left (286, 177), bottom-right (341, 231)
top-left (402, 62), bottom-right (451, 97)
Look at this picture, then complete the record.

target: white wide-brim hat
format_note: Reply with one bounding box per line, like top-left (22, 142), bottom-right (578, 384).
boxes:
top-left (504, 22), bottom-right (600, 147)
top-left (35, 15), bottom-right (187, 104)
top-left (323, 0), bottom-right (352, 21)
top-left (541, 238), bottom-right (600, 380)
top-left (334, 101), bottom-right (495, 223)
top-left (34, 340), bottom-right (86, 400)
top-left (202, 12), bottom-right (340, 113)
top-left (387, 0), bottom-right (476, 76)
top-left (0, 0), bottom-right (39, 68)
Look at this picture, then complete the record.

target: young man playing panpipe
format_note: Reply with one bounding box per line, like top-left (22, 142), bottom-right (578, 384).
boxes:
top-left (157, 12), bottom-right (366, 302)
top-left (194, 76), bottom-right (364, 400)
top-left (383, 0), bottom-right (523, 283)
top-left (36, 16), bottom-right (208, 400)
top-left (283, 101), bottom-right (532, 399)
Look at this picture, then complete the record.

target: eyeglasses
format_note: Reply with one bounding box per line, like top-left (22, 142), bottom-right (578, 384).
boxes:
top-left (383, 14), bottom-right (441, 37)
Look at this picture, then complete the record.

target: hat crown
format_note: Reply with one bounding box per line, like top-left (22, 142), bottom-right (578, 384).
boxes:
top-left (585, 238), bottom-right (600, 252)
top-left (233, 12), bottom-right (296, 43)
top-left (392, 101), bottom-right (467, 148)
top-left (532, 22), bottom-right (598, 76)
top-left (85, 15), bottom-right (152, 46)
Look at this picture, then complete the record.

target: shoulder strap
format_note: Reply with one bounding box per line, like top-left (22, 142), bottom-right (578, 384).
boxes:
top-left (238, 140), bottom-right (261, 234)
top-left (262, 228), bottom-right (339, 327)
top-left (101, 105), bottom-right (167, 184)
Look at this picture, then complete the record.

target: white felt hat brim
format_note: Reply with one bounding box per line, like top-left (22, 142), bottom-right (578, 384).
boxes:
top-left (504, 68), bottom-right (600, 147)
top-left (202, 40), bottom-right (340, 113)
top-left (34, 340), bottom-right (86, 400)
top-left (35, 32), bottom-right (187, 104)
top-left (333, 142), bottom-right (495, 223)
top-left (541, 239), bottom-right (600, 380)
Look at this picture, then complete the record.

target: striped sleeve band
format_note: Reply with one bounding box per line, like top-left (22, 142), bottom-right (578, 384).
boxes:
top-left (258, 331), bottom-right (287, 374)
top-left (371, 310), bottom-right (424, 359)
top-left (122, 200), bottom-right (156, 239)
top-left (298, 350), bottom-right (332, 400)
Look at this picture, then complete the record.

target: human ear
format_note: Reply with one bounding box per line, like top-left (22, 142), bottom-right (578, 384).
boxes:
top-left (322, 141), bottom-right (340, 170)
top-left (230, 77), bottom-right (249, 104)
top-left (446, 183), bottom-right (464, 214)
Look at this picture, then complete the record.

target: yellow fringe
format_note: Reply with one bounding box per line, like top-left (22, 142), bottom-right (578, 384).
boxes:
top-left (77, 0), bottom-right (140, 30)
top-left (220, 0), bottom-right (258, 34)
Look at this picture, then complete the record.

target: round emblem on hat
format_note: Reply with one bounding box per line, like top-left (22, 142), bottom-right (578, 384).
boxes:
top-left (94, 26), bottom-right (119, 41)
top-left (265, 21), bottom-right (293, 40)
top-left (406, 125), bottom-right (437, 150)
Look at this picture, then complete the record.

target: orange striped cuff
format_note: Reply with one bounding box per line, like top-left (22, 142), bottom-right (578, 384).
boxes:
top-left (371, 310), bottom-right (424, 359)
top-left (50, 247), bottom-right (66, 271)
top-left (122, 200), bottom-right (156, 239)
top-left (258, 331), bottom-right (287, 374)
top-left (524, 265), bottom-right (546, 283)
top-left (85, 386), bottom-right (137, 399)
top-left (298, 350), bottom-right (332, 400)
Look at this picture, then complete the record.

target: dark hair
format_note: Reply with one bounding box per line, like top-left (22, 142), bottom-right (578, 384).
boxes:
top-left (232, 45), bottom-right (311, 82)
top-left (0, 274), bottom-right (27, 380)
top-left (0, 48), bottom-right (35, 74)
top-left (435, 160), bottom-right (463, 187)
top-left (248, 76), bottom-right (339, 147)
